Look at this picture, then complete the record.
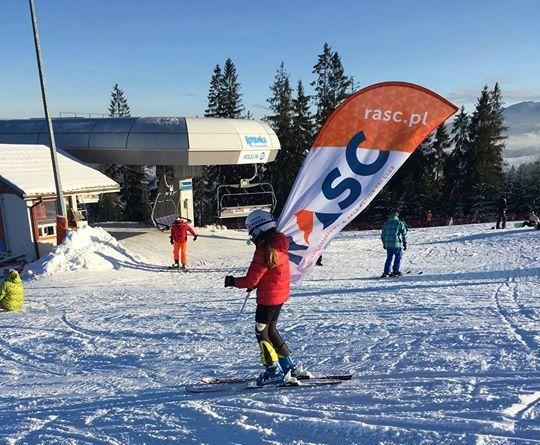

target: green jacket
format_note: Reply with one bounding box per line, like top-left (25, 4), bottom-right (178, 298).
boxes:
top-left (381, 215), bottom-right (407, 249)
top-left (0, 270), bottom-right (24, 311)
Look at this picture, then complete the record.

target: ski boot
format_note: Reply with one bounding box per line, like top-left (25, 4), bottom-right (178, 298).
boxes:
top-left (380, 272), bottom-right (390, 278)
top-left (181, 264), bottom-right (188, 272)
top-left (391, 270), bottom-right (403, 277)
top-left (169, 261), bottom-right (180, 269)
top-left (279, 355), bottom-right (313, 379)
top-left (256, 362), bottom-right (285, 387)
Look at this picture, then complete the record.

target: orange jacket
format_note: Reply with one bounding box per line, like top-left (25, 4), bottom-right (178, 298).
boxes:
top-left (170, 220), bottom-right (196, 243)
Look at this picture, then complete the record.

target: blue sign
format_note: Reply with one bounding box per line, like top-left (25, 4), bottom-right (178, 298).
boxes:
top-left (179, 180), bottom-right (193, 191)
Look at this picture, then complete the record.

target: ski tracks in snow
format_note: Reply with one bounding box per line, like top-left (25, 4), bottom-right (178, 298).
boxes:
top-left (492, 280), bottom-right (539, 359)
top-left (1, 223), bottom-right (539, 444)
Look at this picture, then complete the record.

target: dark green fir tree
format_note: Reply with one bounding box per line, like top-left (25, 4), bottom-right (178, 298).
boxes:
top-left (424, 123), bottom-right (450, 208)
top-left (264, 63), bottom-right (295, 209)
top-left (445, 106), bottom-right (471, 211)
top-left (311, 42), bottom-right (353, 131)
top-left (108, 83), bottom-right (131, 117)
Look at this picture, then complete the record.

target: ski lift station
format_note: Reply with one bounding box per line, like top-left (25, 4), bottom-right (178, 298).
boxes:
top-left (0, 117), bottom-right (280, 257)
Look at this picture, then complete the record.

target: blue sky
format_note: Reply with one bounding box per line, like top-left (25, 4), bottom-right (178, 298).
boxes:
top-left (1, 0), bottom-right (539, 120)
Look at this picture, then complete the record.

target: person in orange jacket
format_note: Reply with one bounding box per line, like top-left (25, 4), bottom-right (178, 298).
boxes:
top-left (169, 217), bottom-right (197, 270)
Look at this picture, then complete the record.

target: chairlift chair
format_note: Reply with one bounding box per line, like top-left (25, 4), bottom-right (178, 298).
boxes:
top-left (151, 175), bottom-right (191, 231)
top-left (217, 165), bottom-right (276, 220)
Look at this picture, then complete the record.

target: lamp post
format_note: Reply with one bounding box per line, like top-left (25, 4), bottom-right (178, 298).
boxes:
top-left (28, 0), bottom-right (68, 244)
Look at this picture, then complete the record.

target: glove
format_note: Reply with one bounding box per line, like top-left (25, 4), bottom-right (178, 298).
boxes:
top-left (193, 235), bottom-right (198, 241)
top-left (169, 236), bottom-right (174, 245)
top-left (403, 243), bottom-right (407, 251)
top-left (224, 275), bottom-right (235, 287)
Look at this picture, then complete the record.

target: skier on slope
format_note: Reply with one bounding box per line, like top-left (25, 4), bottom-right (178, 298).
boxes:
top-left (496, 195), bottom-right (508, 229)
top-left (381, 210), bottom-right (407, 278)
top-left (169, 217), bottom-right (197, 270)
top-left (224, 210), bottom-right (307, 386)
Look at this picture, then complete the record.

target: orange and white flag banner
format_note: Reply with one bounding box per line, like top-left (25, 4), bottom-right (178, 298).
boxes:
top-left (277, 82), bottom-right (458, 284)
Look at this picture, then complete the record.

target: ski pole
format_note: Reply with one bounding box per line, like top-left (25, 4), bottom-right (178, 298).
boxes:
top-left (240, 289), bottom-right (253, 313)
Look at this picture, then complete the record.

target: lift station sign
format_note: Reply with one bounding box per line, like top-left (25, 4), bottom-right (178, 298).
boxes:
top-left (239, 134), bottom-right (271, 164)
top-left (238, 150), bottom-right (269, 164)
top-left (244, 135), bottom-right (269, 148)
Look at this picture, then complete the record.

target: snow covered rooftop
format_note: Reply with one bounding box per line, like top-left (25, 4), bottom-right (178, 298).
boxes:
top-left (0, 143), bottom-right (119, 199)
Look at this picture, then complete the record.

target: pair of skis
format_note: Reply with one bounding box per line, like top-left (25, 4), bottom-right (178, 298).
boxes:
top-left (379, 270), bottom-right (423, 279)
top-left (161, 267), bottom-right (189, 273)
top-left (185, 373), bottom-right (352, 393)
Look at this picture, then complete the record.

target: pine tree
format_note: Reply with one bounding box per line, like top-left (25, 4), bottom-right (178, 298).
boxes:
top-left (94, 84), bottom-right (133, 221)
top-left (291, 79), bottom-right (314, 168)
top-left (217, 58), bottom-right (247, 188)
top-left (311, 43), bottom-right (353, 131)
top-left (194, 64), bottom-right (224, 225)
top-left (264, 63), bottom-right (295, 209)
top-left (505, 159), bottom-right (540, 217)
top-left (220, 58), bottom-right (244, 119)
top-left (424, 124), bottom-right (450, 208)
top-left (195, 58), bottom-right (246, 225)
top-left (489, 82), bottom-right (507, 181)
top-left (407, 135), bottom-right (431, 213)
top-left (122, 165), bottom-right (151, 221)
top-left (205, 65), bottom-right (223, 118)
top-left (105, 82), bottom-right (133, 189)
top-left (108, 83), bottom-right (131, 117)
top-left (468, 84), bottom-right (507, 212)
top-left (103, 83), bottom-right (151, 222)
top-left (445, 107), bottom-right (470, 209)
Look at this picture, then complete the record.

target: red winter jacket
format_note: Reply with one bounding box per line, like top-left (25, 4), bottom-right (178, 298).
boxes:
top-left (170, 220), bottom-right (196, 243)
top-left (234, 231), bottom-right (290, 306)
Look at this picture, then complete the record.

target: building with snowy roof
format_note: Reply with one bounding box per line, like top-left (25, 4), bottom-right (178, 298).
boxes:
top-left (0, 143), bottom-right (119, 262)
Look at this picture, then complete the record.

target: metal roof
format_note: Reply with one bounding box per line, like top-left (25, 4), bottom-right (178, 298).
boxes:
top-left (0, 117), bottom-right (280, 166)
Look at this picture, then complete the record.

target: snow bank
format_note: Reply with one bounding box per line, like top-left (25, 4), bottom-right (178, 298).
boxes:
top-left (26, 227), bottom-right (145, 277)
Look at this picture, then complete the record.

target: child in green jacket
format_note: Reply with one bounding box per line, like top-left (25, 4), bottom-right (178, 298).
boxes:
top-left (0, 270), bottom-right (24, 311)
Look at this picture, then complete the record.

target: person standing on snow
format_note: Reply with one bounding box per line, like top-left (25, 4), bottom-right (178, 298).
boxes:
top-left (0, 269), bottom-right (24, 311)
top-left (496, 195), bottom-right (508, 229)
top-left (381, 211), bottom-right (407, 278)
top-left (425, 209), bottom-right (433, 227)
top-left (169, 217), bottom-right (197, 270)
top-left (224, 210), bottom-right (308, 386)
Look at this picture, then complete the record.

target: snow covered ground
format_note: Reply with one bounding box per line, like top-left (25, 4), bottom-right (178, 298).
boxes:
top-left (1, 222), bottom-right (539, 444)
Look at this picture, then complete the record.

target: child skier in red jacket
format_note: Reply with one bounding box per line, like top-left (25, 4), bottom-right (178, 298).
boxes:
top-left (169, 217), bottom-right (197, 270)
top-left (225, 210), bottom-right (307, 386)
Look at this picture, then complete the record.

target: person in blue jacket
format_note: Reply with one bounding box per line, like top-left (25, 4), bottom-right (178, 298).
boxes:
top-left (380, 211), bottom-right (407, 278)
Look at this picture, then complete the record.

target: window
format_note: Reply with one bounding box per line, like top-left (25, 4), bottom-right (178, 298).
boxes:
top-left (33, 200), bottom-right (57, 240)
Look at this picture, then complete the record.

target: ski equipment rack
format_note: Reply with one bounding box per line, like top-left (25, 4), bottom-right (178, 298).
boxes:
top-left (217, 165), bottom-right (276, 219)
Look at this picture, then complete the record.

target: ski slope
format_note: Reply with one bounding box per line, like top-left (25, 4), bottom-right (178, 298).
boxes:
top-left (1, 222), bottom-right (539, 444)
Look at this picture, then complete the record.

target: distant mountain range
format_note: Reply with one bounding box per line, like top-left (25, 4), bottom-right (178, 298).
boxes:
top-left (503, 101), bottom-right (540, 166)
